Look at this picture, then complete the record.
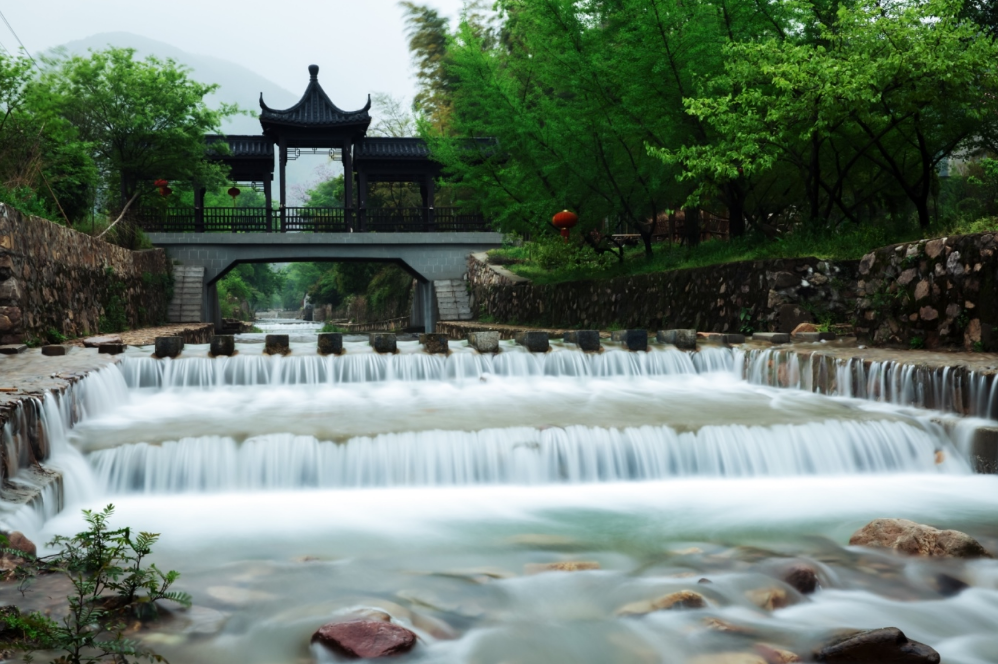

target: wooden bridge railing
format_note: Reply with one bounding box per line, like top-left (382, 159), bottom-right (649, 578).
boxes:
top-left (130, 207), bottom-right (491, 233)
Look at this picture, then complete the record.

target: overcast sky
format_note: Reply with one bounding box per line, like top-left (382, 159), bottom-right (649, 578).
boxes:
top-left (0, 0), bottom-right (465, 106)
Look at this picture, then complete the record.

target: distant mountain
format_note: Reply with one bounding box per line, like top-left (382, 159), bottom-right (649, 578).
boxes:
top-left (49, 32), bottom-right (299, 135)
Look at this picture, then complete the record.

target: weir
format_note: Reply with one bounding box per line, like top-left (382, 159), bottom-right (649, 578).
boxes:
top-left (2, 327), bottom-right (998, 664)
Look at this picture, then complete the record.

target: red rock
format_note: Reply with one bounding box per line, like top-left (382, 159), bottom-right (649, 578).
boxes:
top-left (791, 323), bottom-right (818, 334)
top-left (312, 620), bottom-right (417, 658)
top-left (4, 531), bottom-right (36, 557)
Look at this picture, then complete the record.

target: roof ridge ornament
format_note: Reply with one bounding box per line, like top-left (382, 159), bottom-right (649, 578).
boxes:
top-left (309, 64), bottom-right (319, 80)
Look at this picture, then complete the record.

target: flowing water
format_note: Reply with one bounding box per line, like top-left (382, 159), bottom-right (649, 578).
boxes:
top-left (4, 339), bottom-right (998, 664)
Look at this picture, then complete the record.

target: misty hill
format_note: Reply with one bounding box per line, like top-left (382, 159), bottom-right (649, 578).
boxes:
top-left (49, 32), bottom-right (298, 135)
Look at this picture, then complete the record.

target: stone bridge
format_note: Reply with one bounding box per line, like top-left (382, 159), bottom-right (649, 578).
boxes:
top-left (147, 232), bottom-right (503, 332)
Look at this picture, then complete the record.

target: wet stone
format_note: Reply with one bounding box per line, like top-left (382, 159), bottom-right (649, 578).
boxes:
top-left (98, 343), bottom-right (125, 355)
top-left (723, 333), bottom-right (746, 345)
top-left (850, 518), bottom-right (992, 558)
top-left (210, 335), bottom-right (235, 357)
top-left (0, 344), bottom-right (27, 355)
top-left (971, 427), bottom-right (997, 474)
top-left (658, 329), bottom-right (697, 350)
top-left (468, 331), bottom-right (499, 353)
top-left (420, 333), bottom-right (449, 354)
top-left (780, 562), bottom-right (819, 594)
top-left (793, 332), bottom-right (837, 342)
top-left (752, 332), bottom-right (790, 344)
top-left (370, 333), bottom-right (397, 354)
top-left (621, 329), bottom-right (648, 351)
top-left (41, 345), bottom-right (67, 356)
top-left (311, 620), bottom-right (417, 659)
top-left (519, 331), bottom-right (549, 353)
top-left (83, 335), bottom-right (122, 348)
top-left (317, 333), bottom-right (343, 356)
top-left (573, 330), bottom-right (601, 352)
top-left (154, 337), bottom-right (184, 359)
top-left (813, 627), bottom-right (940, 664)
top-left (264, 334), bottom-right (290, 356)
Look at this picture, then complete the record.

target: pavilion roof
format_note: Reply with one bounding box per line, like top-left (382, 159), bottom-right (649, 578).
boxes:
top-left (260, 65), bottom-right (371, 130)
top-left (354, 137), bottom-right (432, 161)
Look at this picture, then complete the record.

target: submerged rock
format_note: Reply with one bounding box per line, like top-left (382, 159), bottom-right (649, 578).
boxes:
top-left (617, 590), bottom-right (708, 616)
top-left (311, 619), bottom-right (417, 659)
top-left (524, 560), bottom-right (599, 574)
top-left (849, 518), bottom-right (992, 558)
top-left (746, 587), bottom-right (794, 611)
top-left (779, 562), bottom-right (819, 594)
top-left (813, 627), bottom-right (940, 663)
top-left (755, 644), bottom-right (802, 664)
top-left (689, 654), bottom-right (767, 664)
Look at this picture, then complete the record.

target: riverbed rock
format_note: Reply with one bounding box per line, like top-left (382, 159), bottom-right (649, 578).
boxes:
top-left (518, 331), bottom-right (549, 353)
top-left (317, 333), bottom-right (343, 356)
top-left (41, 345), bottom-right (67, 356)
top-left (154, 336), bottom-right (184, 359)
top-left (210, 335), bottom-right (235, 357)
top-left (3, 531), bottom-right (35, 557)
top-left (420, 333), bottom-right (449, 355)
top-left (658, 329), bottom-right (697, 349)
top-left (779, 562), bottom-right (819, 594)
top-left (370, 333), bottom-right (397, 354)
top-left (83, 335), bottom-right (123, 348)
top-left (746, 587), bottom-right (793, 611)
top-left (468, 331), bottom-right (499, 353)
top-left (617, 590), bottom-right (708, 616)
top-left (813, 627), bottom-right (939, 663)
top-left (264, 334), bottom-right (290, 356)
top-left (689, 654), bottom-right (767, 664)
top-left (755, 644), bottom-right (802, 663)
top-left (570, 330), bottom-right (601, 352)
top-left (849, 518), bottom-right (992, 558)
top-left (311, 620), bottom-right (418, 659)
top-left (524, 560), bottom-right (599, 574)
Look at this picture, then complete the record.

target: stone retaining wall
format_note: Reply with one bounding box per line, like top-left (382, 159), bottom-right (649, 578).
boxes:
top-left (469, 232), bottom-right (998, 350)
top-left (0, 203), bottom-right (173, 344)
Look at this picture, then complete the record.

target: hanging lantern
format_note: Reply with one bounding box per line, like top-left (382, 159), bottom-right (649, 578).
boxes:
top-left (551, 210), bottom-right (579, 242)
top-left (154, 179), bottom-right (171, 197)
top-left (158, 186), bottom-right (172, 197)
top-left (228, 186), bottom-right (241, 204)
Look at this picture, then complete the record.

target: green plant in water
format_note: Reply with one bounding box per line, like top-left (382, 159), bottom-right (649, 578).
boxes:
top-left (45, 328), bottom-right (68, 344)
top-left (320, 322), bottom-right (349, 334)
top-left (1, 505), bottom-right (190, 663)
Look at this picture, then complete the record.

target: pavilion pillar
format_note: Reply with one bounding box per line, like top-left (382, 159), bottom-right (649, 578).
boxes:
top-left (343, 141), bottom-right (354, 232)
top-left (279, 137), bottom-right (288, 232)
top-left (264, 179), bottom-right (273, 232)
top-left (357, 170), bottom-right (368, 232)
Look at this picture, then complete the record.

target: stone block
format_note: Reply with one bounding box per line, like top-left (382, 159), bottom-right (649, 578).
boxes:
top-left (752, 332), bottom-right (790, 344)
top-left (792, 332), bottom-right (837, 342)
top-left (83, 335), bottom-right (123, 348)
top-left (210, 335), bottom-right (236, 357)
top-left (420, 333), bottom-right (449, 354)
top-left (621, 329), bottom-right (648, 351)
top-left (722, 333), bottom-right (746, 345)
top-left (317, 333), bottom-right (343, 356)
top-left (610, 330), bottom-right (627, 343)
top-left (0, 344), bottom-right (28, 355)
top-left (972, 427), bottom-right (997, 474)
top-left (657, 329), bottom-right (697, 350)
top-left (370, 333), bottom-right (397, 354)
top-left (98, 343), bottom-right (125, 355)
top-left (468, 331), bottom-right (499, 353)
top-left (155, 337), bottom-right (184, 358)
top-left (518, 331), bottom-right (549, 353)
top-left (41, 345), bottom-right (67, 356)
top-left (574, 330), bottom-right (602, 352)
top-left (562, 331), bottom-right (578, 344)
top-left (265, 334), bottom-right (290, 355)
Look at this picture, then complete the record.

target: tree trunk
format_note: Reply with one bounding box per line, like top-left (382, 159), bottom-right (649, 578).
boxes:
top-left (641, 229), bottom-right (653, 258)
top-left (725, 181), bottom-right (746, 238)
top-left (683, 207), bottom-right (701, 247)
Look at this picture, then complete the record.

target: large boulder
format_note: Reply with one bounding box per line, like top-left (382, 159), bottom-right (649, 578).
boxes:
top-left (3, 531), bottom-right (35, 557)
top-left (312, 619), bottom-right (417, 659)
top-left (813, 627), bottom-right (939, 663)
top-left (849, 519), bottom-right (992, 558)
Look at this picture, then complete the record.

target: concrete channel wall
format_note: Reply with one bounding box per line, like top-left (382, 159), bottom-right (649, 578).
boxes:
top-left (0, 203), bottom-right (174, 344)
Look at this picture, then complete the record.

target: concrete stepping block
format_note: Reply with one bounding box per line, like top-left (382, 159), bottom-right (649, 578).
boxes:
top-left (619, 330), bottom-right (648, 352)
top-left (657, 329), bottom-right (697, 350)
top-left (565, 330), bottom-right (601, 352)
top-left (41, 345), bottom-right (67, 356)
top-left (98, 344), bottom-right (125, 355)
top-left (265, 335), bottom-right (290, 355)
top-left (0, 344), bottom-right (28, 355)
top-left (419, 333), bottom-right (449, 354)
top-left (210, 335), bottom-right (235, 357)
top-left (518, 331), bottom-right (549, 353)
top-left (752, 333), bottom-right (790, 344)
top-left (154, 337), bottom-right (184, 359)
top-left (370, 333), bottom-right (397, 354)
top-left (317, 333), bottom-right (343, 356)
top-left (468, 331), bottom-right (499, 353)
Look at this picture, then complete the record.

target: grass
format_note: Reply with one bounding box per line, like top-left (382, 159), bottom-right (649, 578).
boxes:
top-left (490, 216), bottom-right (998, 285)
top-left (320, 322), bottom-right (349, 334)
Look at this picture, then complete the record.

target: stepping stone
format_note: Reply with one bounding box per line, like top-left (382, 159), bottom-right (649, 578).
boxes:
top-left (792, 332), bottom-right (836, 342)
top-left (420, 333), bottom-right (449, 354)
top-left (370, 333), bottom-right (397, 354)
top-left (265, 335), bottom-right (290, 355)
top-left (468, 331), bottom-right (499, 353)
top-left (317, 333), bottom-right (343, 356)
top-left (210, 335), bottom-right (235, 357)
top-left (657, 329), bottom-right (697, 350)
top-left (98, 344), bottom-right (125, 355)
top-left (0, 344), bottom-right (27, 355)
top-left (41, 345), bottom-right (67, 356)
top-left (565, 330), bottom-right (601, 352)
top-left (518, 331), bottom-right (549, 353)
top-left (752, 333), bottom-right (790, 344)
top-left (155, 336), bottom-right (184, 359)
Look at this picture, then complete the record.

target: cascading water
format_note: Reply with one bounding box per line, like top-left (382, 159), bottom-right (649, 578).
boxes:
top-left (6, 339), bottom-right (998, 664)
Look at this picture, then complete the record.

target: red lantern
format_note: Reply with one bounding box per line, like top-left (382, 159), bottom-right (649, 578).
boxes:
top-left (551, 210), bottom-right (579, 242)
top-left (228, 186), bottom-right (241, 204)
top-left (158, 186), bottom-right (172, 197)
top-left (154, 179), bottom-right (171, 197)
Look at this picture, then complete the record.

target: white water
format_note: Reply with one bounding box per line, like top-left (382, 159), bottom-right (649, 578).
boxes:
top-left (4, 342), bottom-right (998, 664)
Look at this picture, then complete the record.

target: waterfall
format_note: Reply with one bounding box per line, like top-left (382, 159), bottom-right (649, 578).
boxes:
top-left (90, 418), bottom-right (964, 494)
